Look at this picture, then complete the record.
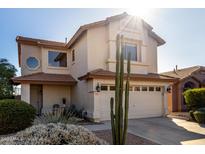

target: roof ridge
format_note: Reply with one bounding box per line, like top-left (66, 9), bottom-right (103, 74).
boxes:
top-left (161, 65), bottom-right (200, 74)
top-left (66, 12), bottom-right (165, 48)
top-left (159, 74), bottom-right (179, 79)
top-left (16, 36), bottom-right (66, 45)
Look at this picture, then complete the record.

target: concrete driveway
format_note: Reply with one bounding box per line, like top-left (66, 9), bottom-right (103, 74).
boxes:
top-left (84, 117), bottom-right (205, 145)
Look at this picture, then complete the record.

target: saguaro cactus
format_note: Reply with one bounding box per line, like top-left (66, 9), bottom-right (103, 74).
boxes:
top-left (110, 34), bottom-right (131, 145)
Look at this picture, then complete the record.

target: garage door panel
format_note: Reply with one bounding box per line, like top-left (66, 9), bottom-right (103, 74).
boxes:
top-left (99, 91), bottom-right (163, 121)
top-left (129, 92), bottom-right (162, 118)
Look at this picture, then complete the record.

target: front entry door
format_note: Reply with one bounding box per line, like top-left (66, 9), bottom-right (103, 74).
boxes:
top-left (30, 84), bottom-right (43, 115)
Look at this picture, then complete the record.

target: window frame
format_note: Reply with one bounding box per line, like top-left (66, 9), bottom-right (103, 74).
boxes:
top-left (123, 43), bottom-right (138, 61)
top-left (141, 86), bottom-right (148, 92)
top-left (155, 87), bottom-right (161, 92)
top-left (48, 50), bottom-right (68, 68)
top-left (149, 86), bottom-right (155, 92)
top-left (122, 38), bottom-right (142, 62)
top-left (134, 86), bottom-right (141, 91)
top-left (26, 56), bottom-right (40, 70)
top-left (100, 85), bottom-right (108, 91)
top-left (110, 85), bottom-right (116, 91)
top-left (72, 49), bottom-right (75, 62)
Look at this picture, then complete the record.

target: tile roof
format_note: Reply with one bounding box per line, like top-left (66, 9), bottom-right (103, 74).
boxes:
top-left (16, 36), bottom-right (67, 49)
top-left (12, 72), bottom-right (77, 85)
top-left (160, 66), bottom-right (205, 79)
top-left (78, 69), bottom-right (177, 82)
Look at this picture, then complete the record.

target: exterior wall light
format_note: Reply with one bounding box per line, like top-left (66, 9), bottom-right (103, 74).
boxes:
top-left (166, 86), bottom-right (171, 93)
top-left (96, 83), bottom-right (101, 92)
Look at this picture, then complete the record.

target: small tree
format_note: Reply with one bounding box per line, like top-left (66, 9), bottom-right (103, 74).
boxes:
top-left (0, 58), bottom-right (17, 99)
top-left (110, 34), bottom-right (131, 145)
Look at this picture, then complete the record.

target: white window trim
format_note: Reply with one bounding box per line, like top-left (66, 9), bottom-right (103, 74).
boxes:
top-left (123, 38), bottom-right (142, 62)
top-left (47, 50), bottom-right (69, 69)
top-left (26, 57), bottom-right (40, 71)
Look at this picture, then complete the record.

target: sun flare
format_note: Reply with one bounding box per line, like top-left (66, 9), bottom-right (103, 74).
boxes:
top-left (125, 8), bottom-right (154, 19)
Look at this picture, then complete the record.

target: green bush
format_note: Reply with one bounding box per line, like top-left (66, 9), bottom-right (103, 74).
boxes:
top-left (189, 110), bottom-right (196, 121)
top-left (183, 88), bottom-right (205, 111)
top-left (193, 108), bottom-right (205, 124)
top-left (0, 99), bottom-right (36, 135)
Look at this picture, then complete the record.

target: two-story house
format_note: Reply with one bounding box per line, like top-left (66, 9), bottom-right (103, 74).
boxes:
top-left (12, 12), bottom-right (176, 121)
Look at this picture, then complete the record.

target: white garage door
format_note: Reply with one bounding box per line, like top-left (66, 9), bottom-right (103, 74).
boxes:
top-left (99, 85), bottom-right (164, 121)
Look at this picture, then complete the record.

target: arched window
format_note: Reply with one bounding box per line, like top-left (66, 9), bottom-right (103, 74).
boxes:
top-left (183, 81), bottom-right (195, 91)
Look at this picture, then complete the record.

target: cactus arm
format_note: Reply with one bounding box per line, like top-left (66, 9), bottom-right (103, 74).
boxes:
top-left (115, 34), bottom-right (120, 144)
top-left (119, 35), bottom-right (124, 144)
top-left (110, 97), bottom-right (116, 144)
top-left (122, 52), bottom-right (131, 144)
top-left (110, 34), bottom-right (130, 145)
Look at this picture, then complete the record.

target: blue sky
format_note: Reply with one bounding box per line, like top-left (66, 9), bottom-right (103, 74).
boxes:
top-left (0, 8), bottom-right (205, 75)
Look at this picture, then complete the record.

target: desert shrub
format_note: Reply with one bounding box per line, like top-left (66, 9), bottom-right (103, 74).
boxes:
top-left (193, 108), bottom-right (205, 124)
top-left (0, 123), bottom-right (107, 145)
top-left (0, 99), bottom-right (36, 135)
top-left (34, 109), bottom-right (83, 125)
top-left (183, 88), bottom-right (205, 111)
top-left (65, 104), bottom-right (87, 119)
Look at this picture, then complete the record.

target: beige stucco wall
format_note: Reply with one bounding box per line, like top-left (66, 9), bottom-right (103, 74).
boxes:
top-left (146, 37), bottom-right (158, 73)
top-left (42, 85), bottom-right (71, 111)
top-left (69, 33), bottom-right (94, 114)
top-left (20, 44), bottom-right (70, 75)
top-left (21, 83), bottom-right (30, 103)
top-left (21, 45), bottom-right (42, 75)
top-left (85, 16), bottom-right (159, 74)
top-left (70, 80), bottom-right (94, 118)
top-left (87, 26), bottom-right (108, 71)
top-left (70, 33), bottom-right (88, 78)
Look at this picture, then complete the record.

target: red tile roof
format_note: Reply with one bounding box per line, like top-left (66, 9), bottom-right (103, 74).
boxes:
top-left (78, 69), bottom-right (178, 82)
top-left (12, 72), bottom-right (77, 85)
top-left (16, 36), bottom-right (66, 49)
top-left (160, 66), bottom-right (205, 80)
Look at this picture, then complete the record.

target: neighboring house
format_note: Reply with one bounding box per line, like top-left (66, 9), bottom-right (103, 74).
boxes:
top-left (161, 65), bottom-right (205, 112)
top-left (12, 12), bottom-right (176, 121)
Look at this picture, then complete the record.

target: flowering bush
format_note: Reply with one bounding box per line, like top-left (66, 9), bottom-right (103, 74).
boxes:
top-left (0, 123), bottom-right (107, 145)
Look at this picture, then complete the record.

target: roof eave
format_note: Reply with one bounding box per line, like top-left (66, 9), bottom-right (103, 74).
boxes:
top-left (12, 80), bottom-right (77, 86)
top-left (78, 74), bottom-right (178, 83)
top-left (148, 31), bottom-right (166, 46)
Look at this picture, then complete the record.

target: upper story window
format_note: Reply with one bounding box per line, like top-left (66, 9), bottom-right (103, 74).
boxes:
top-left (123, 43), bottom-right (137, 61)
top-left (72, 49), bottom-right (75, 62)
top-left (26, 57), bottom-right (40, 70)
top-left (48, 51), bottom-right (67, 67)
